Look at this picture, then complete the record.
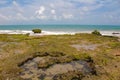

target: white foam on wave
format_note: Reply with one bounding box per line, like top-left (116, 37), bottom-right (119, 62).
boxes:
top-left (100, 31), bottom-right (120, 37)
top-left (0, 30), bottom-right (76, 35)
top-left (0, 30), bottom-right (120, 37)
top-left (0, 30), bottom-right (33, 34)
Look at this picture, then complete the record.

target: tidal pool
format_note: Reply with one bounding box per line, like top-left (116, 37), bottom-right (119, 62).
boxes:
top-left (19, 56), bottom-right (95, 80)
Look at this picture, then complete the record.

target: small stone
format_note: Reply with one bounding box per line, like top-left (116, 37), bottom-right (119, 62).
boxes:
top-left (19, 72), bottom-right (25, 76)
top-left (28, 71), bottom-right (33, 75)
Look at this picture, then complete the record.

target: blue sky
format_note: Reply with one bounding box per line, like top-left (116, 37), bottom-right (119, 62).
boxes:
top-left (0, 0), bottom-right (120, 25)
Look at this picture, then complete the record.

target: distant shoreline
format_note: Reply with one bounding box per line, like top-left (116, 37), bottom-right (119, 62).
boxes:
top-left (0, 30), bottom-right (120, 37)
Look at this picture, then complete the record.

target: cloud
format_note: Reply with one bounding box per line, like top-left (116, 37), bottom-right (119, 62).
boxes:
top-left (12, 1), bottom-right (24, 13)
top-left (51, 9), bottom-right (56, 14)
top-left (50, 3), bottom-right (55, 8)
top-left (81, 3), bottom-right (103, 12)
top-left (70, 0), bottom-right (96, 4)
top-left (0, 14), bottom-right (9, 20)
top-left (15, 13), bottom-right (28, 21)
top-left (36, 6), bottom-right (45, 15)
top-left (53, 15), bottom-right (57, 20)
top-left (0, 0), bottom-right (120, 24)
top-left (62, 13), bottom-right (73, 19)
top-left (37, 15), bottom-right (47, 19)
top-left (35, 6), bottom-right (47, 19)
top-left (13, 1), bottom-right (18, 6)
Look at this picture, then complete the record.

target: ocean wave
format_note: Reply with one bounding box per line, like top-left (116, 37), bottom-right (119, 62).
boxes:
top-left (0, 30), bottom-right (32, 34)
top-left (0, 30), bottom-right (120, 37)
top-left (0, 30), bottom-right (76, 35)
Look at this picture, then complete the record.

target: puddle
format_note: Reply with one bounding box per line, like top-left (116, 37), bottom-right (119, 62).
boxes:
top-left (19, 56), bottom-right (95, 80)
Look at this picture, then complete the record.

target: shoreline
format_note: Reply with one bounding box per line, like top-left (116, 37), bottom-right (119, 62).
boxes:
top-left (0, 30), bottom-right (120, 37)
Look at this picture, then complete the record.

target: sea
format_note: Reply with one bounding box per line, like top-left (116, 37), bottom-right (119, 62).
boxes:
top-left (0, 25), bottom-right (120, 36)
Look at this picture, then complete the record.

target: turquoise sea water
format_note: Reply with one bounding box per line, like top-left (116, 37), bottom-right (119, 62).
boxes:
top-left (0, 25), bottom-right (120, 31)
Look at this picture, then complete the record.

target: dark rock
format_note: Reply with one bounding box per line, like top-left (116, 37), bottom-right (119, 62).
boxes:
top-left (19, 72), bottom-right (25, 76)
top-left (112, 32), bottom-right (120, 34)
top-left (24, 78), bottom-right (32, 80)
top-left (38, 74), bottom-right (46, 80)
top-left (28, 71), bottom-right (33, 75)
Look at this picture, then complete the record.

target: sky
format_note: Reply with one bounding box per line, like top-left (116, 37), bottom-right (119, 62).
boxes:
top-left (0, 0), bottom-right (120, 25)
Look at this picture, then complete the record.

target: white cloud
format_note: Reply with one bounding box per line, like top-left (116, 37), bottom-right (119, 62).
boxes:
top-left (82, 7), bottom-right (89, 11)
top-left (35, 6), bottom-right (47, 20)
top-left (79, 3), bottom-right (103, 13)
top-left (13, 1), bottom-right (18, 6)
top-left (36, 6), bottom-right (45, 15)
top-left (51, 9), bottom-right (56, 14)
top-left (29, 16), bottom-right (35, 20)
top-left (12, 1), bottom-right (24, 13)
top-left (37, 15), bottom-right (47, 19)
top-left (0, 14), bottom-right (9, 20)
top-left (50, 4), bottom-right (55, 8)
top-left (62, 13), bottom-right (73, 19)
top-left (15, 13), bottom-right (28, 21)
top-left (0, 0), bottom-right (120, 24)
